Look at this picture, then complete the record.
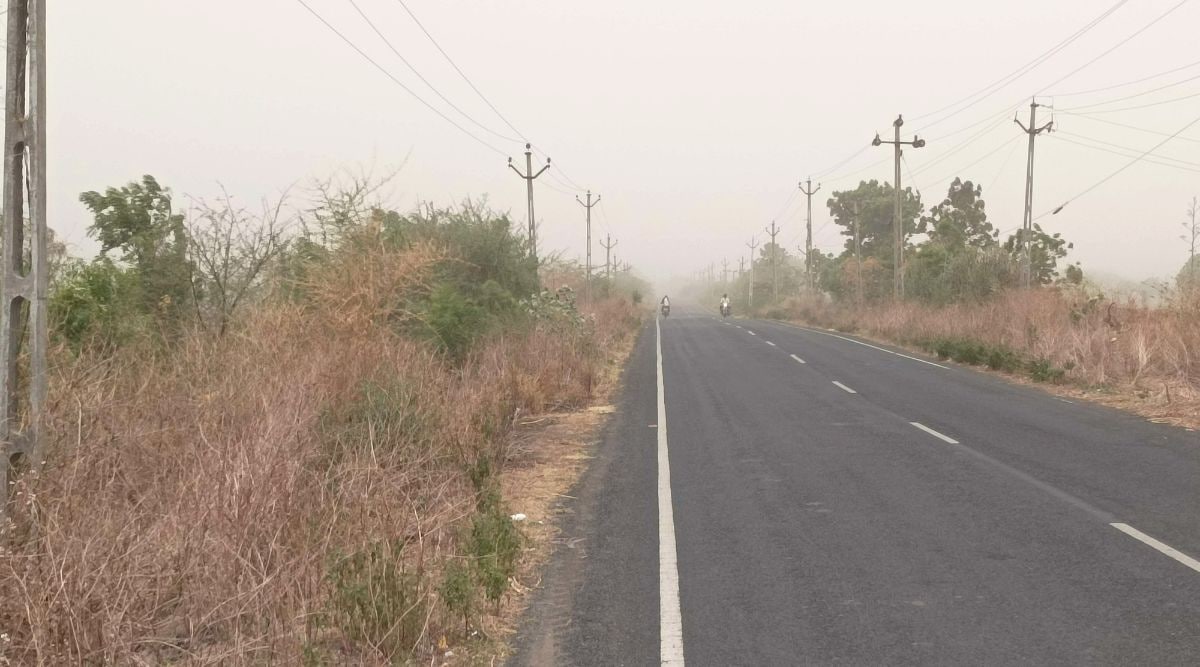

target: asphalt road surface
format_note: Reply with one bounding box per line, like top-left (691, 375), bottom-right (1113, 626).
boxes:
top-left (510, 306), bottom-right (1200, 666)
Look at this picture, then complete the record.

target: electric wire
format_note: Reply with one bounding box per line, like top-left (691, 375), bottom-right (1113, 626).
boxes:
top-left (391, 0), bottom-right (592, 191)
top-left (908, 115), bottom-right (1012, 179)
top-left (300, 1), bottom-right (593, 199)
top-left (909, 0), bottom-right (1131, 130)
top-left (1049, 57), bottom-right (1200, 96)
top-left (822, 155), bottom-right (892, 185)
top-left (922, 134), bottom-right (1025, 193)
top-left (1057, 71), bottom-right (1200, 111)
top-left (293, 0), bottom-right (509, 157)
top-left (1050, 134), bottom-right (1200, 171)
top-left (772, 189), bottom-right (800, 223)
top-left (812, 144), bottom-right (872, 179)
top-left (1060, 88), bottom-right (1200, 114)
top-left (346, 0), bottom-right (523, 144)
top-left (1036, 0), bottom-right (1193, 94)
top-left (1036, 109), bottom-right (1200, 219)
top-left (1055, 110), bottom-right (1200, 143)
top-left (391, 0), bottom-right (528, 142)
top-left (1055, 129), bottom-right (1200, 166)
top-left (986, 135), bottom-right (1026, 188)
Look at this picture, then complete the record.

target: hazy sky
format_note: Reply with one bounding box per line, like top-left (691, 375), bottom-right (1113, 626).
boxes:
top-left (50, 0), bottom-right (1200, 287)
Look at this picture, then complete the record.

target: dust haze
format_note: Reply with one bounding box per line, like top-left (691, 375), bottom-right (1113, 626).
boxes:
top-left (51, 0), bottom-right (1200, 288)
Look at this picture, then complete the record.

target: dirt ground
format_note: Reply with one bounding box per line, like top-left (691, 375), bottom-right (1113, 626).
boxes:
top-left (447, 323), bottom-right (642, 665)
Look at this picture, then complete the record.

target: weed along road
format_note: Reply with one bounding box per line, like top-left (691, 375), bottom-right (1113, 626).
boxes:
top-left (512, 306), bottom-right (1200, 666)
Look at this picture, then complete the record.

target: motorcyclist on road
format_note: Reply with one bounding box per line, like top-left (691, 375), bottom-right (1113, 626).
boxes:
top-left (720, 293), bottom-right (731, 313)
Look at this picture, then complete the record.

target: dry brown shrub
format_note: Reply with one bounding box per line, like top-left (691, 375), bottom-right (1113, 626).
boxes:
top-left (783, 288), bottom-right (1200, 422)
top-left (0, 239), bottom-right (642, 665)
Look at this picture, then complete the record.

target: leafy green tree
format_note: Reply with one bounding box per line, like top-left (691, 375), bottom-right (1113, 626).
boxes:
top-left (1063, 263), bottom-right (1084, 286)
top-left (916, 178), bottom-right (998, 249)
top-left (1002, 223), bottom-right (1072, 285)
top-left (906, 178), bottom-right (1017, 303)
top-left (79, 175), bottom-right (193, 321)
top-left (826, 179), bottom-right (923, 262)
top-left (1177, 255), bottom-right (1200, 294)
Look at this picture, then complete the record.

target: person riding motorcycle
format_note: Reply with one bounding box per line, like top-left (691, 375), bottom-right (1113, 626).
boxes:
top-left (660, 295), bottom-right (671, 317)
top-left (719, 294), bottom-right (731, 317)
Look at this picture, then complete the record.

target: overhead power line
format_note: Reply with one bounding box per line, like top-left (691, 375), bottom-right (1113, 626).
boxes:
top-left (1062, 89), bottom-right (1200, 114)
top-left (1050, 133), bottom-right (1200, 171)
top-left (1057, 72), bottom-right (1200, 111)
top-left (293, 0), bottom-right (508, 157)
top-left (346, 0), bottom-right (522, 144)
top-left (392, 0), bottom-right (528, 142)
top-left (1038, 109), bottom-right (1200, 218)
top-left (1036, 0), bottom-right (1194, 94)
top-left (909, 115), bottom-right (1011, 180)
top-left (812, 144), bottom-right (871, 179)
top-left (909, 0), bottom-right (1131, 131)
top-left (922, 134), bottom-right (1025, 192)
top-left (1055, 111), bottom-right (1200, 143)
top-left (1049, 57), bottom-right (1200, 97)
top-left (986, 135), bottom-right (1026, 187)
top-left (822, 155), bottom-right (892, 185)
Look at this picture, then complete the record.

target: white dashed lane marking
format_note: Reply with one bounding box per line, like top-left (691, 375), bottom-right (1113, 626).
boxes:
top-left (910, 422), bottom-right (959, 444)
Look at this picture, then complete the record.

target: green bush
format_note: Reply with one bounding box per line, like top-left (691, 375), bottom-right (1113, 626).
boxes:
top-left (439, 560), bottom-right (475, 636)
top-left (985, 345), bottom-right (1022, 372)
top-left (50, 257), bottom-right (153, 350)
top-left (925, 337), bottom-right (1022, 372)
top-left (425, 283), bottom-right (486, 359)
top-left (325, 539), bottom-right (426, 659)
top-left (1027, 357), bottom-right (1066, 383)
top-left (318, 378), bottom-right (439, 468)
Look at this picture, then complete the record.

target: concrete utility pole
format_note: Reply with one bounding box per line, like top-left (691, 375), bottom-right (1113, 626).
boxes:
top-left (1015, 99), bottom-right (1053, 289)
top-left (873, 115), bottom-right (926, 300)
top-left (746, 236), bottom-right (760, 310)
top-left (601, 234), bottom-right (617, 279)
top-left (765, 221), bottom-right (781, 301)
top-left (2, 0), bottom-right (48, 519)
top-left (799, 178), bottom-right (821, 291)
top-left (853, 201), bottom-right (863, 305)
top-left (575, 190), bottom-right (600, 291)
top-left (739, 256), bottom-right (746, 278)
top-left (1185, 196), bottom-right (1199, 294)
top-left (508, 142), bottom-right (550, 263)
top-left (721, 258), bottom-right (730, 284)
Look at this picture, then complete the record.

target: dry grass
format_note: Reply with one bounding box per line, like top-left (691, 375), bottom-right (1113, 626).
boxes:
top-left (0, 237), bottom-right (645, 665)
top-left (781, 289), bottom-right (1200, 428)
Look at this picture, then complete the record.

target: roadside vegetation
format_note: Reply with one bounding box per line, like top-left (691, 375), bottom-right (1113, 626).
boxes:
top-left (0, 173), bottom-right (646, 664)
top-left (684, 177), bottom-right (1199, 425)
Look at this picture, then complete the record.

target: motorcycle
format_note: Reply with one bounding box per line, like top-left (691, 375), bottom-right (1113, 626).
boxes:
top-left (720, 303), bottom-right (731, 318)
top-left (661, 303), bottom-right (671, 317)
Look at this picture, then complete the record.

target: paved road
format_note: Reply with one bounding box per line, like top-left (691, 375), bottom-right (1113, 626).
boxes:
top-left (511, 307), bottom-right (1200, 666)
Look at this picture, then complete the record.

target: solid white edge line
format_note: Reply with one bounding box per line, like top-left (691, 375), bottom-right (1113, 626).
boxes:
top-left (656, 319), bottom-right (686, 665)
top-left (910, 421), bottom-right (959, 444)
top-left (1111, 523), bottom-right (1200, 574)
top-left (775, 322), bottom-right (949, 369)
top-left (790, 354), bottom-right (807, 364)
top-left (832, 381), bottom-right (857, 394)
top-left (765, 341), bottom-right (776, 347)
